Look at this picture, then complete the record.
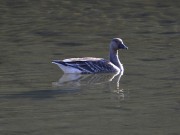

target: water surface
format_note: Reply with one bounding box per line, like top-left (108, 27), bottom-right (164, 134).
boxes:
top-left (0, 0), bottom-right (179, 135)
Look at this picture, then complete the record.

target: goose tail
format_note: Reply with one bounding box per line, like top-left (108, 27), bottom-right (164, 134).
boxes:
top-left (52, 60), bottom-right (65, 65)
top-left (52, 60), bottom-right (82, 73)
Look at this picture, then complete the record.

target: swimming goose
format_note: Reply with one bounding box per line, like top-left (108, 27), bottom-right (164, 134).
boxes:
top-left (52, 38), bottom-right (128, 74)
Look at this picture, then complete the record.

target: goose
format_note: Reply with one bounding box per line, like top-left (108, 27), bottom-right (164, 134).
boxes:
top-left (52, 38), bottom-right (128, 74)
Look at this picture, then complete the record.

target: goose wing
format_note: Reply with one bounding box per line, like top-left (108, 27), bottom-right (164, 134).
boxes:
top-left (52, 57), bottom-right (117, 73)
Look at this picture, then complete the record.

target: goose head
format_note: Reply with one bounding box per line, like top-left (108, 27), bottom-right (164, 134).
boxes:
top-left (110, 38), bottom-right (128, 50)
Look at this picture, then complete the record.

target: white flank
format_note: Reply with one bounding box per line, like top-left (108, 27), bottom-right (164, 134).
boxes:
top-left (52, 62), bottom-right (82, 73)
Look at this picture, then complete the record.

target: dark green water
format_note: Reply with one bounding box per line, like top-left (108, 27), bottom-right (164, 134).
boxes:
top-left (0, 0), bottom-right (180, 135)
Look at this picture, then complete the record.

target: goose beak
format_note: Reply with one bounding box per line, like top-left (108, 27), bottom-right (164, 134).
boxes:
top-left (123, 44), bottom-right (128, 50)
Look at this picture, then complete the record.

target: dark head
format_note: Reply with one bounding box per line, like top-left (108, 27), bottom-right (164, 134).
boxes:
top-left (111, 38), bottom-right (128, 50)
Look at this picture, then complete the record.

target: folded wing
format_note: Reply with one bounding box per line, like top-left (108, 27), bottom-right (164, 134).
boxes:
top-left (52, 58), bottom-right (118, 74)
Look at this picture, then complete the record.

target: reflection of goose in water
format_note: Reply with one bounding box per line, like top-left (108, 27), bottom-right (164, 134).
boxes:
top-left (52, 38), bottom-right (128, 74)
top-left (52, 71), bottom-right (123, 89)
top-left (52, 72), bottom-right (128, 105)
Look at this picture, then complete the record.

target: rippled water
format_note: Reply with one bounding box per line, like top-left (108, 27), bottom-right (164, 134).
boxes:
top-left (0, 0), bottom-right (180, 135)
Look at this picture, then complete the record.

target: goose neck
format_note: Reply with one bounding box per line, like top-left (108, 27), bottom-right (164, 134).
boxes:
top-left (109, 48), bottom-right (121, 68)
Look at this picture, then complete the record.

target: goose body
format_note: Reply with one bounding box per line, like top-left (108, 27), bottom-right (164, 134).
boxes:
top-left (52, 38), bottom-right (128, 74)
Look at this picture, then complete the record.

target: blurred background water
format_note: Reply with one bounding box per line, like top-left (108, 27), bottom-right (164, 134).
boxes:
top-left (0, 0), bottom-right (180, 135)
